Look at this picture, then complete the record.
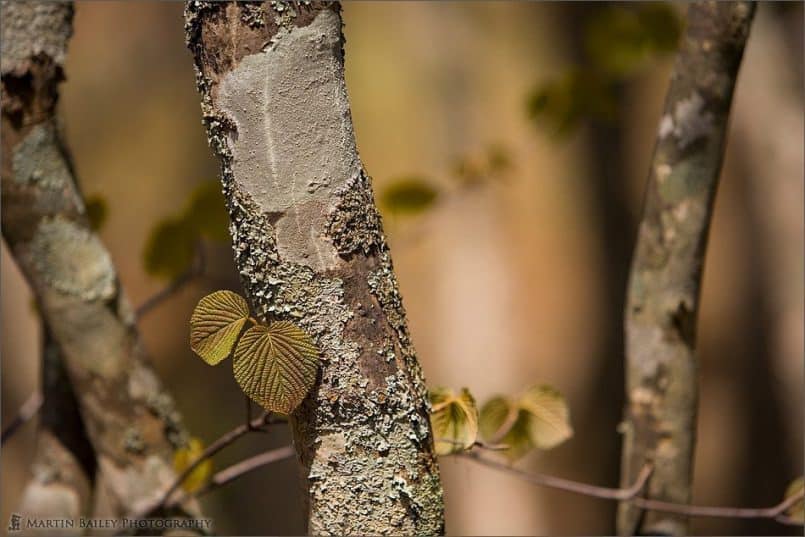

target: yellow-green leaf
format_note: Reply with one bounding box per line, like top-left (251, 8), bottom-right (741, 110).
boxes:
top-left (784, 477), bottom-right (804, 523)
top-left (233, 322), bottom-right (319, 414)
top-left (479, 396), bottom-right (534, 461)
top-left (190, 291), bottom-right (250, 365)
top-left (519, 385), bottom-right (573, 450)
top-left (429, 387), bottom-right (479, 456)
top-left (173, 437), bottom-right (213, 494)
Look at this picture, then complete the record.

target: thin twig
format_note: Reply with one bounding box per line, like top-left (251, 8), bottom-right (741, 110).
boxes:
top-left (168, 445), bottom-right (295, 508)
top-left (159, 411), bottom-right (278, 508)
top-left (462, 451), bottom-right (804, 526)
top-left (135, 242), bottom-right (206, 320)
top-left (461, 451), bottom-right (652, 501)
top-left (1, 391), bottom-right (44, 444)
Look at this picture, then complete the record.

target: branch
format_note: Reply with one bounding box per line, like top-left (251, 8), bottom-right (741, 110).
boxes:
top-left (1, 391), bottom-right (43, 444)
top-left (155, 411), bottom-right (282, 511)
top-left (619, 2), bottom-right (756, 534)
top-left (168, 445), bottom-right (296, 508)
top-left (461, 451), bottom-right (803, 527)
top-left (461, 451), bottom-right (652, 501)
top-left (135, 242), bottom-right (206, 320)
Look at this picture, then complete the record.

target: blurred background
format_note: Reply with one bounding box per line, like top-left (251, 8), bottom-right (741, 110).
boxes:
top-left (2, 2), bottom-right (802, 535)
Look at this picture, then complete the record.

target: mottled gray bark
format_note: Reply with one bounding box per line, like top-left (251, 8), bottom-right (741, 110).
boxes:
top-left (1, 1), bottom-right (199, 519)
top-left (617, 2), bottom-right (755, 535)
top-left (184, 2), bottom-right (444, 534)
top-left (18, 329), bottom-right (94, 536)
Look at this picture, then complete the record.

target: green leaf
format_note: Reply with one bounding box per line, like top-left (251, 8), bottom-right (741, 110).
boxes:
top-left (173, 437), bottom-right (213, 493)
top-left (85, 195), bottom-right (108, 231)
top-left (518, 385), bottom-right (573, 449)
top-left (429, 387), bottom-right (479, 456)
top-left (185, 180), bottom-right (230, 242)
top-left (479, 396), bottom-right (534, 461)
top-left (233, 322), bottom-right (320, 414)
top-left (381, 177), bottom-right (439, 215)
top-left (143, 218), bottom-right (196, 279)
top-left (784, 477), bottom-right (804, 523)
top-left (190, 290), bottom-right (250, 365)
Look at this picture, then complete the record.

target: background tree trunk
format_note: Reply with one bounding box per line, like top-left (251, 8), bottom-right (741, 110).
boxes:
top-left (18, 328), bottom-right (95, 534)
top-left (184, 2), bottom-right (444, 534)
top-left (1, 1), bottom-right (199, 519)
top-left (617, 2), bottom-right (755, 535)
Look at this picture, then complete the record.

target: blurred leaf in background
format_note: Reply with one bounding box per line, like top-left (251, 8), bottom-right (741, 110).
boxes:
top-left (479, 385), bottom-right (573, 461)
top-left (527, 2), bottom-right (681, 138)
top-left (585, 3), bottom-right (681, 76)
top-left (784, 477), bottom-right (804, 523)
top-left (143, 180), bottom-right (229, 280)
top-left (380, 176), bottom-right (439, 216)
top-left (173, 437), bottom-right (213, 494)
top-left (85, 195), bottom-right (108, 231)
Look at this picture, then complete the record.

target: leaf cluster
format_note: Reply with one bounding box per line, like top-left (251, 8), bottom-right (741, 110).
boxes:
top-left (190, 290), bottom-right (320, 414)
top-left (429, 384), bottom-right (573, 461)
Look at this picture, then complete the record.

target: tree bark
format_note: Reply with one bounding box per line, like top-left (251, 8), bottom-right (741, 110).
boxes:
top-left (1, 1), bottom-right (199, 519)
top-left (18, 328), bottom-right (95, 535)
top-left (184, 2), bottom-right (444, 534)
top-left (617, 2), bottom-right (755, 535)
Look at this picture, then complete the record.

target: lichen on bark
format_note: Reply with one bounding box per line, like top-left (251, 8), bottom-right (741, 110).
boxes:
top-left (617, 2), bottom-right (756, 536)
top-left (185, 2), bottom-right (444, 534)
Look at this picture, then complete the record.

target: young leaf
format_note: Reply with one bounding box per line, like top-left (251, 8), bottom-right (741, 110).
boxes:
top-left (381, 177), bottom-right (439, 215)
top-left (479, 397), bottom-right (534, 461)
top-left (429, 387), bottom-right (479, 456)
top-left (190, 290), bottom-right (250, 365)
top-left (173, 437), bottom-right (213, 493)
top-left (784, 477), bottom-right (804, 523)
top-left (144, 217), bottom-right (196, 279)
top-left (233, 322), bottom-right (319, 414)
top-left (518, 385), bottom-right (573, 449)
top-left (479, 396), bottom-right (514, 442)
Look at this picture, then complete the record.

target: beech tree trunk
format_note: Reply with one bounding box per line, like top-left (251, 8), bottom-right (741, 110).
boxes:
top-left (1, 1), bottom-right (199, 520)
top-left (617, 2), bottom-right (755, 535)
top-left (184, 2), bottom-right (444, 534)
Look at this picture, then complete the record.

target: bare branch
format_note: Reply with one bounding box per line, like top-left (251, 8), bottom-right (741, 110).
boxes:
top-left (135, 242), bottom-right (206, 320)
top-left (169, 445), bottom-right (296, 507)
top-left (155, 411), bottom-right (282, 511)
top-left (462, 451), bottom-right (803, 527)
top-left (461, 452), bottom-right (652, 501)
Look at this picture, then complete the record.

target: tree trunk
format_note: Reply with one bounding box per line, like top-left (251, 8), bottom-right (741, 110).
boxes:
top-left (1, 1), bottom-right (199, 519)
top-left (18, 328), bottom-right (95, 535)
top-left (617, 2), bottom-right (755, 535)
top-left (184, 2), bottom-right (444, 534)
